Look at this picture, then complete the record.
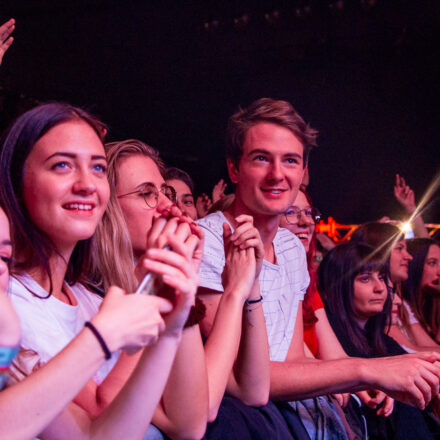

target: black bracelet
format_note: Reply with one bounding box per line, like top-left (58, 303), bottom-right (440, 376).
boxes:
top-left (84, 321), bottom-right (112, 360)
top-left (245, 296), bottom-right (263, 305)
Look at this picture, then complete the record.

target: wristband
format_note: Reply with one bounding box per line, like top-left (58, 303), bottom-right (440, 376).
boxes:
top-left (245, 296), bottom-right (263, 306)
top-left (84, 321), bottom-right (112, 360)
top-left (0, 345), bottom-right (19, 390)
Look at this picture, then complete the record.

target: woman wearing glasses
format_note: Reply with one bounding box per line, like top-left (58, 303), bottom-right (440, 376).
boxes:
top-left (0, 103), bottom-right (202, 439)
top-left (96, 139), bottom-right (274, 439)
top-left (279, 190), bottom-right (394, 434)
top-left (279, 190), bottom-right (336, 359)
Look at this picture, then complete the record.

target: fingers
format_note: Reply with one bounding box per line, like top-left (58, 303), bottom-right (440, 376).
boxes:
top-left (413, 375), bottom-right (432, 409)
top-left (332, 393), bottom-right (344, 408)
top-left (222, 222), bottom-right (233, 247)
top-left (144, 248), bottom-right (193, 280)
top-left (377, 396), bottom-right (394, 417)
top-left (0, 18), bottom-right (14, 42)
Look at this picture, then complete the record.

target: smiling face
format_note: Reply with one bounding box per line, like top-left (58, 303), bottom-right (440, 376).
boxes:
top-left (279, 190), bottom-right (314, 252)
top-left (227, 122), bottom-right (305, 218)
top-left (421, 244), bottom-right (440, 294)
top-left (116, 154), bottom-right (173, 258)
top-left (390, 240), bottom-right (413, 283)
top-left (0, 208), bottom-right (12, 291)
top-left (353, 270), bottom-right (388, 325)
top-left (166, 178), bottom-right (197, 220)
top-left (22, 120), bottom-right (110, 255)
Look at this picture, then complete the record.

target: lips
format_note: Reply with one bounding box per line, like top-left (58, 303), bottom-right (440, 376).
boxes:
top-left (63, 202), bottom-right (95, 216)
top-left (296, 233), bottom-right (309, 241)
top-left (260, 188), bottom-right (288, 194)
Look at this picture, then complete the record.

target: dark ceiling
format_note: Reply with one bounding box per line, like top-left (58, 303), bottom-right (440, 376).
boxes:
top-left (1, 0), bottom-right (439, 223)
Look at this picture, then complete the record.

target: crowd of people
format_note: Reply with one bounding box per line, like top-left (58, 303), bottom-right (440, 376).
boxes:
top-left (1, 18), bottom-right (440, 440)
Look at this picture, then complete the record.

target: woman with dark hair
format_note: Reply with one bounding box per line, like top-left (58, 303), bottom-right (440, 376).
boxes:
top-left (0, 103), bottom-right (201, 439)
top-left (401, 238), bottom-right (440, 343)
top-left (319, 242), bottom-right (438, 440)
top-left (351, 223), bottom-right (440, 352)
top-left (164, 167), bottom-right (198, 220)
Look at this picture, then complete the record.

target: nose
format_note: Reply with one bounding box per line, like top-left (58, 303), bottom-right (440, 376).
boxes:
top-left (298, 210), bottom-right (314, 226)
top-left (373, 277), bottom-right (386, 293)
top-left (152, 192), bottom-right (173, 219)
top-left (403, 249), bottom-right (413, 262)
top-left (267, 159), bottom-right (283, 182)
top-left (72, 168), bottom-right (96, 196)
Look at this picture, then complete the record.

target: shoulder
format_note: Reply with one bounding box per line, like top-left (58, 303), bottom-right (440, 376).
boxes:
top-left (68, 282), bottom-right (103, 309)
top-left (275, 227), bottom-right (307, 263)
top-left (197, 211), bottom-right (228, 238)
top-left (7, 273), bottom-right (47, 304)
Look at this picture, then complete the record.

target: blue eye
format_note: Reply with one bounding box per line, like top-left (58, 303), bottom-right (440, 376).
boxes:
top-left (254, 155), bottom-right (267, 162)
top-left (52, 161), bottom-right (69, 170)
top-left (93, 163), bottom-right (107, 173)
top-left (286, 157), bottom-right (300, 164)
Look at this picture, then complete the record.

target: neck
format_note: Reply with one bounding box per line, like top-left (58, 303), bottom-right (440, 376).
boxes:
top-left (355, 316), bottom-right (368, 330)
top-left (27, 245), bottom-right (75, 302)
top-left (226, 197), bottom-right (280, 260)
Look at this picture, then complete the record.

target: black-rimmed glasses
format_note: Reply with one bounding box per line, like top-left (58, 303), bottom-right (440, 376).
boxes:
top-left (117, 183), bottom-right (177, 208)
top-left (284, 206), bottom-right (321, 225)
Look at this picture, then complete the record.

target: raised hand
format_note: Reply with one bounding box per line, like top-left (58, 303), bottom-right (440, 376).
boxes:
top-left (135, 205), bottom-right (202, 336)
top-left (196, 193), bottom-right (212, 218)
top-left (229, 215), bottom-right (264, 279)
top-left (221, 223), bottom-right (257, 300)
top-left (212, 179), bottom-right (227, 203)
top-left (0, 18), bottom-right (15, 66)
top-left (91, 286), bottom-right (172, 352)
top-left (394, 173), bottom-right (416, 214)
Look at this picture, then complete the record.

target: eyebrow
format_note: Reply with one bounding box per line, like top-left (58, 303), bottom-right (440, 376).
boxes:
top-left (134, 181), bottom-right (155, 190)
top-left (45, 152), bottom-right (107, 162)
top-left (0, 240), bottom-right (12, 246)
top-left (181, 193), bottom-right (194, 198)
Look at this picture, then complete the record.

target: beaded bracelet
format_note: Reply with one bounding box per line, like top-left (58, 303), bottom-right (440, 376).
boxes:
top-left (84, 321), bottom-right (112, 360)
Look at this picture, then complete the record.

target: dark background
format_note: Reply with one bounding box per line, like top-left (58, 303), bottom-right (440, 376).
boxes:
top-left (1, 0), bottom-right (439, 224)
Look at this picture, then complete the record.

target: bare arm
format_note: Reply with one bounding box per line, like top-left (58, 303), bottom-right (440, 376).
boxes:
top-left (0, 18), bottom-right (14, 66)
top-left (394, 173), bottom-right (429, 238)
top-left (199, 218), bottom-right (270, 420)
top-left (314, 308), bottom-right (348, 360)
top-left (77, 212), bottom-right (210, 438)
top-left (270, 303), bottom-right (440, 409)
top-left (1, 287), bottom-right (172, 440)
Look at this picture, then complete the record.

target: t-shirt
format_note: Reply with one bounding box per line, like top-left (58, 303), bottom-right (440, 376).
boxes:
top-left (7, 273), bottom-right (118, 386)
top-left (197, 211), bottom-right (309, 362)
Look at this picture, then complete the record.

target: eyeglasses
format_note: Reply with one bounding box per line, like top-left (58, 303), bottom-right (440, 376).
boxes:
top-left (284, 206), bottom-right (321, 225)
top-left (117, 183), bottom-right (177, 208)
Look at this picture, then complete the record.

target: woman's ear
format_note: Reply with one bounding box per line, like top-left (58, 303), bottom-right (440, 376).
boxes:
top-left (226, 158), bottom-right (239, 184)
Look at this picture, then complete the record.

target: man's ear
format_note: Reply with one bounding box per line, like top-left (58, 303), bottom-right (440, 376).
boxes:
top-left (226, 158), bottom-right (239, 184)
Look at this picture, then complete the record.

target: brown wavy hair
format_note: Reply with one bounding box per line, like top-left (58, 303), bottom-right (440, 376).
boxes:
top-left (226, 97), bottom-right (318, 167)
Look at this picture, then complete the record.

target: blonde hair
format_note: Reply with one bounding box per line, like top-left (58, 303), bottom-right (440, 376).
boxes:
top-left (91, 139), bottom-right (165, 292)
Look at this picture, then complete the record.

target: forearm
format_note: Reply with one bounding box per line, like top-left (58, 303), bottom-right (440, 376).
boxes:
top-left (153, 325), bottom-right (208, 440)
top-left (90, 333), bottom-right (183, 440)
top-left (204, 291), bottom-right (245, 420)
top-left (411, 215), bottom-right (429, 238)
top-left (0, 328), bottom-right (105, 440)
top-left (269, 357), bottom-right (371, 401)
top-left (230, 282), bottom-right (270, 406)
